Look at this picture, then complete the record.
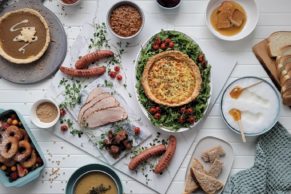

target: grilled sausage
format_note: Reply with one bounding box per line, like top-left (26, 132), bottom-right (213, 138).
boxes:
top-left (75, 50), bottom-right (114, 69)
top-left (128, 144), bottom-right (166, 170)
top-left (60, 66), bottom-right (106, 77)
top-left (154, 135), bottom-right (177, 174)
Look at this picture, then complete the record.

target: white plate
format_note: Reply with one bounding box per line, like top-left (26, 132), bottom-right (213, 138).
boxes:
top-left (186, 136), bottom-right (234, 194)
top-left (133, 30), bottom-right (212, 133)
top-left (206, 0), bottom-right (259, 41)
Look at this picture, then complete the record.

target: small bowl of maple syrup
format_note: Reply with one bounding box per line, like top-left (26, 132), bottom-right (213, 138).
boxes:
top-left (206, 0), bottom-right (259, 41)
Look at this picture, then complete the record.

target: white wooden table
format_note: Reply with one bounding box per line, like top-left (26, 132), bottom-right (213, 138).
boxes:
top-left (1, 0), bottom-right (291, 193)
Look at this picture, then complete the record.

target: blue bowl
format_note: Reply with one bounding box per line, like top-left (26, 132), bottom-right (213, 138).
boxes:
top-left (220, 76), bottom-right (281, 136)
top-left (0, 109), bottom-right (46, 187)
top-left (66, 164), bottom-right (123, 194)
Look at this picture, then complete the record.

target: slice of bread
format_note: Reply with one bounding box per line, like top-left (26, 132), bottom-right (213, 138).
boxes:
top-left (201, 146), bottom-right (225, 163)
top-left (283, 93), bottom-right (291, 106)
top-left (184, 159), bottom-right (206, 193)
top-left (267, 32), bottom-right (291, 57)
top-left (276, 55), bottom-right (291, 77)
top-left (280, 45), bottom-right (291, 56)
top-left (207, 159), bottom-right (223, 178)
top-left (192, 168), bottom-right (224, 194)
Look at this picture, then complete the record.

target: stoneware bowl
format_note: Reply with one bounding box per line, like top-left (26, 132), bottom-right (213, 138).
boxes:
top-left (66, 164), bottom-right (123, 194)
top-left (206, 0), bottom-right (259, 41)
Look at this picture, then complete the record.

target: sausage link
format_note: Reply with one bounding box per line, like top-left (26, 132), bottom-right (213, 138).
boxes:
top-left (154, 135), bottom-right (177, 174)
top-left (128, 144), bottom-right (166, 170)
top-left (75, 50), bottom-right (114, 69)
top-left (60, 66), bottom-right (106, 77)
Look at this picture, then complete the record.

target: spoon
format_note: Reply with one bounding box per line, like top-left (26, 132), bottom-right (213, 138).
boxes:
top-left (230, 80), bottom-right (263, 99)
top-left (229, 108), bottom-right (246, 143)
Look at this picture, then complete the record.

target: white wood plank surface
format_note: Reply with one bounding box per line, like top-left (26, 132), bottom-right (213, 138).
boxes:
top-left (0, 0), bottom-right (291, 193)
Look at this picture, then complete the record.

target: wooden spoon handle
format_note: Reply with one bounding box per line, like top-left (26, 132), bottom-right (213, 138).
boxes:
top-left (238, 121), bottom-right (246, 143)
top-left (244, 80), bottom-right (263, 90)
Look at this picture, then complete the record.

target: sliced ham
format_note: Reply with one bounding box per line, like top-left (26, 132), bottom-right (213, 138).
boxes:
top-left (84, 107), bottom-right (128, 128)
top-left (80, 96), bottom-right (120, 125)
top-left (78, 92), bottom-right (111, 123)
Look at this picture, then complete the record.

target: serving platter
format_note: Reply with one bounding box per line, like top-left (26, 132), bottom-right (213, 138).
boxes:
top-left (186, 136), bottom-right (234, 194)
top-left (0, 0), bottom-right (67, 84)
top-left (134, 30), bottom-right (212, 133)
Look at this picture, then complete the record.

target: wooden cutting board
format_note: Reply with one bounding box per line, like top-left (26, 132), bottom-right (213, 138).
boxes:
top-left (252, 39), bottom-right (280, 90)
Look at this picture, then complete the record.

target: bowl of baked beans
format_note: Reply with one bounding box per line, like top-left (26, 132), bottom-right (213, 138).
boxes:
top-left (107, 1), bottom-right (145, 39)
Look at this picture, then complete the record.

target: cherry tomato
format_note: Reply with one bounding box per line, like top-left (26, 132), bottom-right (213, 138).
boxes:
top-left (114, 66), bottom-right (120, 72)
top-left (169, 41), bottom-right (175, 48)
top-left (154, 112), bottom-right (161, 120)
top-left (165, 38), bottom-right (172, 44)
top-left (186, 108), bottom-right (193, 114)
top-left (198, 54), bottom-right (204, 63)
top-left (149, 107), bottom-right (157, 114)
top-left (109, 71), bottom-right (117, 79)
top-left (180, 107), bottom-right (186, 114)
top-left (188, 116), bottom-right (195, 124)
top-left (134, 127), bottom-right (141, 135)
top-left (155, 106), bottom-right (161, 112)
top-left (155, 36), bottom-right (161, 45)
top-left (160, 43), bottom-right (167, 50)
top-left (178, 116), bottom-right (185, 124)
top-left (61, 124), bottom-right (68, 132)
top-left (116, 74), bottom-right (123, 81)
top-left (60, 108), bottom-right (66, 117)
top-left (152, 44), bottom-right (159, 50)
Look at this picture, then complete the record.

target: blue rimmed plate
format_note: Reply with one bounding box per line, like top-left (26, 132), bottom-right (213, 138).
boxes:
top-left (66, 164), bottom-right (123, 194)
top-left (220, 76), bottom-right (280, 136)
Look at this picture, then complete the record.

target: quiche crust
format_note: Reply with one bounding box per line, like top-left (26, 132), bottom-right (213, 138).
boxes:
top-left (0, 8), bottom-right (50, 64)
top-left (142, 50), bottom-right (202, 107)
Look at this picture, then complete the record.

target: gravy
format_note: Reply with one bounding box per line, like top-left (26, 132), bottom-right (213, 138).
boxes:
top-left (74, 172), bottom-right (118, 194)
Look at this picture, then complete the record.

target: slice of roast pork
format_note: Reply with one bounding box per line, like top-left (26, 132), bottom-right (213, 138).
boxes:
top-left (81, 96), bottom-right (120, 124)
top-left (86, 87), bottom-right (105, 103)
top-left (83, 107), bottom-right (128, 128)
top-left (78, 92), bottom-right (111, 123)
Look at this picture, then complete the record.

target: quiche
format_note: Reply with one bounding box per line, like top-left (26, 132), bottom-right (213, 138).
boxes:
top-left (142, 50), bottom-right (202, 107)
top-left (0, 8), bottom-right (50, 64)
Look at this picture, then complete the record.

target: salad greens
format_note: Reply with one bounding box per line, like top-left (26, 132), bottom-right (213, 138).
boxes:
top-left (136, 31), bottom-right (211, 131)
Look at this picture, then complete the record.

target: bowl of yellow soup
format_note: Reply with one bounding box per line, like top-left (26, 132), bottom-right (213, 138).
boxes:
top-left (66, 164), bottom-right (123, 194)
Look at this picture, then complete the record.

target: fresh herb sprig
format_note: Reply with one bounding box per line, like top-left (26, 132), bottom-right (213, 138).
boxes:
top-left (88, 184), bottom-right (111, 194)
top-left (58, 78), bottom-right (84, 109)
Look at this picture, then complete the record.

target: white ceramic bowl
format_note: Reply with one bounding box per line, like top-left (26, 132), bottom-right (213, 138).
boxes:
top-left (134, 30), bottom-right (212, 133)
top-left (206, 0), bottom-right (259, 41)
top-left (58, 0), bottom-right (81, 7)
top-left (31, 99), bottom-right (60, 129)
top-left (106, 1), bottom-right (145, 40)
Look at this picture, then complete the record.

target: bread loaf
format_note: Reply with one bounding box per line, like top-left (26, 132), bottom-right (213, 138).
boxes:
top-left (267, 32), bottom-right (291, 57)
